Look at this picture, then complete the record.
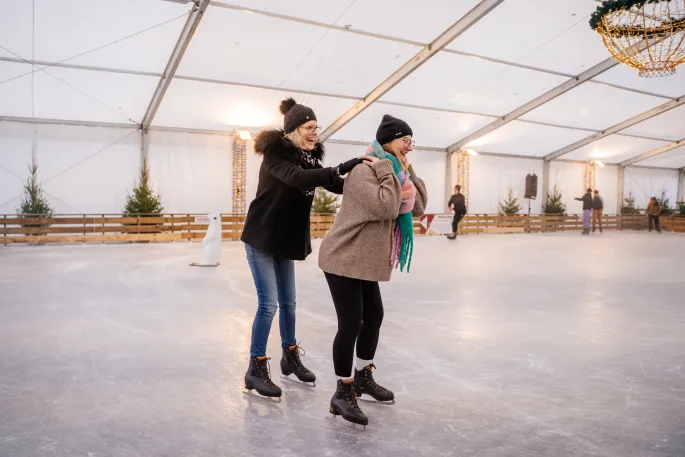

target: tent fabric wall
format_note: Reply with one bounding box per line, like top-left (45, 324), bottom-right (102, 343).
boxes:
top-left (594, 165), bottom-right (618, 215)
top-left (548, 161), bottom-right (585, 214)
top-left (0, 121), bottom-right (34, 214)
top-left (624, 167), bottom-right (679, 210)
top-left (0, 121), bottom-right (140, 214)
top-left (2, 120), bottom-right (681, 217)
top-left (147, 131), bottom-right (233, 214)
top-left (469, 155), bottom-right (543, 215)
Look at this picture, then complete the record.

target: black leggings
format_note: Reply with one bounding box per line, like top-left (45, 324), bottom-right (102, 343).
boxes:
top-left (324, 272), bottom-right (384, 377)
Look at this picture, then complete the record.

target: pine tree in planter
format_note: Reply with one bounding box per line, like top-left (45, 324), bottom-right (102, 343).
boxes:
top-left (311, 188), bottom-right (340, 214)
top-left (123, 160), bottom-right (163, 215)
top-left (621, 191), bottom-right (639, 215)
top-left (658, 189), bottom-right (673, 215)
top-left (499, 186), bottom-right (522, 216)
top-left (542, 185), bottom-right (566, 214)
top-left (17, 164), bottom-right (53, 236)
top-left (123, 160), bottom-right (163, 236)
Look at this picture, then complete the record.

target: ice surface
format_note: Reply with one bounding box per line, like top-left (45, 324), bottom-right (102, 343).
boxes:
top-left (1, 232), bottom-right (684, 456)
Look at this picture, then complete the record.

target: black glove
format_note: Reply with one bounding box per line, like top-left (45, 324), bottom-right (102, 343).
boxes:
top-left (336, 158), bottom-right (364, 176)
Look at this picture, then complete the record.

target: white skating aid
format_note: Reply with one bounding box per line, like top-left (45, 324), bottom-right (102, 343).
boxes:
top-left (190, 213), bottom-right (222, 267)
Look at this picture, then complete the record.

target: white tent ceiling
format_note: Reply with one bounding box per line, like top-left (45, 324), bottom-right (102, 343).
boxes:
top-left (1, 0), bottom-right (684, 169)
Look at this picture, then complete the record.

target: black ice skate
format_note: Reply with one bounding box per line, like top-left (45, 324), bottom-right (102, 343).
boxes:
top-left (446, 232), bottom-right (456, 240)
top-left (330, 379), bottom-right (368, 427)
top-left (281, 344), bottom-right (316, 386)
top-left (355, 364), bottom-right (395, 403)
top-left (245, 356), bottom-right (282, 398)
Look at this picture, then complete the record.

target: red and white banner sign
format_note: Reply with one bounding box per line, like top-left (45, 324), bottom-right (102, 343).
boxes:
top-left (419, 214), bottom-right (453, 235)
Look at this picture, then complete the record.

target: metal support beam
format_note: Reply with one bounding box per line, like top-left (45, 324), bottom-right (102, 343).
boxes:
top-left (544, 96), bottom-right (685, 161)
top-left (677, 169), bottom-right (684, 202)
top-left (206, 3), bottom-right (672, 100)
top-left (0, 115), bottom-right (138, 129)
top-left (617, 166), bottom-right (625, 215)
top-left (0, 55), bottom-right (674, 143)
top-left (141, 129), bottom-right (150, 167)
top-left (541, 160), bottom-right (550, 206)
top-left (141, 0), bottom-right (209, 130)
top-left (620, 138), bottom-right (685, 167)
top-left (446, 38), bottom-right (658, 154)
top-left (319, 0), bottom-right (505, 141)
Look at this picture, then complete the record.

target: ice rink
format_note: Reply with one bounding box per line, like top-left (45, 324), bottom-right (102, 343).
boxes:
top-left (1, 232), bottom-right (684, 457)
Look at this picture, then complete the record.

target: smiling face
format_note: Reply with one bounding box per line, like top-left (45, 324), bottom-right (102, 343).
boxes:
top-left (386, 136), bottom-right (414, 165)
top-left (296, 120), bottom-right (320, 151)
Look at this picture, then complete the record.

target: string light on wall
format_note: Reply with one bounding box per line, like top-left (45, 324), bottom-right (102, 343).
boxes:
top-left (232, 131), bottom-right (248, 215)
top-left (457, 149), bottom-right (476, 203)
top-left (584, 159), bottom-right (598, 190)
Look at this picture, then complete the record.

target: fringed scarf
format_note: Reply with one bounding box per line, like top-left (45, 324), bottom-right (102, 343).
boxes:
top-left (365, 140), bottom-right (414, 272)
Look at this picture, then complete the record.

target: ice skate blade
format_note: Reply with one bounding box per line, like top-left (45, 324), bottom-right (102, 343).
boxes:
top-left (359, 397), bottom-right (395, 405)
top-left (242, 389), bottom-right (282, 403)
top-left (327, 414), bottom-right (367, 431)
top-left (280, 375), bottom-right (316, 388)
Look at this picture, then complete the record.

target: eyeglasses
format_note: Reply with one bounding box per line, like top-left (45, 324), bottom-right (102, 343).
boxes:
top-left (399, 138), bottom-right (415, 147)
top-left (300, 125), bottom-right (322, 134)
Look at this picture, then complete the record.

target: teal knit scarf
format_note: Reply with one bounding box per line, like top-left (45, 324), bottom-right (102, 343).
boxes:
top-left (366, 140), bottom-right (414, 272)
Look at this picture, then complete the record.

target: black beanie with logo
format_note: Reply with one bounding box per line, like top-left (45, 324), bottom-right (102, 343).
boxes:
top-left (375, 114), bottom-right (413, 145)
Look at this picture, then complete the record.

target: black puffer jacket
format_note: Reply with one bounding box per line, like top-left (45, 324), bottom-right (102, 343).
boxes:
top-left (240, 129), bottom-right (344, 261)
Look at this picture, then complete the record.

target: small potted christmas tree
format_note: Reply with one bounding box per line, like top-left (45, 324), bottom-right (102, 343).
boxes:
top-left (311, 188), bottom-right (339, 236)
top-left (311, 188), bottom-right (340, 214)
top-left (123, 160), bottom-right (163, 239)
top-left (621, 191), bottom-right (639, 215)
top-left (542, 185), bottom-right (566, 232)
top-left (17, 164), bottom-right (53, 237)
top-left (498, 186), bottom-right (522, 228)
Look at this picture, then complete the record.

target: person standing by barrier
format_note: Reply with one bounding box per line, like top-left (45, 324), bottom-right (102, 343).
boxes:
top-left (646, 197), bottom-right (662, 233)
top-left (575, 188), bottom-right (594, 235)
top-left (447, 185), bottom-right (466, 240)
top-left (592, 189), bottom-right (604, 233)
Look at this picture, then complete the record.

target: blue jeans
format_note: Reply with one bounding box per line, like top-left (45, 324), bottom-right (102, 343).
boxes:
top-left (244, 243), bottom-right (297, 357)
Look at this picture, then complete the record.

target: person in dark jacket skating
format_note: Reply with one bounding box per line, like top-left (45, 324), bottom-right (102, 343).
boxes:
top-left (447, 184), bottom-right (466, 240)
top-left (241, 98), bottom-right (363, 398)
top-left (575, 188), bottom-right (594, 235)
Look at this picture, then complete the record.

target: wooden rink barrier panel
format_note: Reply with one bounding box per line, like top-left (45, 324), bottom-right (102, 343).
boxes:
top-left (1, 213), bottom-right (683, 245)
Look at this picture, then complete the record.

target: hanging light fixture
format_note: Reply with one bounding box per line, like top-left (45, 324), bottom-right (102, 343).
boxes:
top-left (590, 0), bottom-right (685, 77)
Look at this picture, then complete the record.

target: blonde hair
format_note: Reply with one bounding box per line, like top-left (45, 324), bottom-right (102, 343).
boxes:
top-left (382, 141), bottom-right (407, 171)
top-left (285, 128), bottom-right (309, 150)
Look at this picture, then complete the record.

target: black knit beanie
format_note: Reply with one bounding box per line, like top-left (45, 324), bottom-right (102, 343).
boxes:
top-left (280, 98), bottom-right (317, 134)
top-left (376, 114), bottom-right (413, 145)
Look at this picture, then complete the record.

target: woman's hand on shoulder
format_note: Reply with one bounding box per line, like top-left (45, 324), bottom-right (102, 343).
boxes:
top-left (360, 155), bottom-right (379, 166)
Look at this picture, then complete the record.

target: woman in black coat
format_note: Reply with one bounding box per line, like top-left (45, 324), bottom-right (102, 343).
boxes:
top-left (241, 98), bottom-right (362, 398)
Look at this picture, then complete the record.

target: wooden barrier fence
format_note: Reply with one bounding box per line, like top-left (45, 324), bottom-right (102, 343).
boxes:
top-left (2, 213), bottom-right (683, 245)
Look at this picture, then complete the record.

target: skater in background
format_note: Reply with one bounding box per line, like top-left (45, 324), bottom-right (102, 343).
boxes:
top-left (240, 98), bottom-right (363, 398)
top-left (575, 188), bottom-right (594, 235)
top-left (319, 115), bottom-right (428, 426)
top-left (592, 189), bottom-right (604, 233)
top-left (646, 196), bottom-right (662, 233)
top-left (447, 184), bottom-right (467, 240)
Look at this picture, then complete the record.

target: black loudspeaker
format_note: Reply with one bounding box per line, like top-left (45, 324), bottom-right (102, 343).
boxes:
top-left (525, 174), bottom-right (538, 200)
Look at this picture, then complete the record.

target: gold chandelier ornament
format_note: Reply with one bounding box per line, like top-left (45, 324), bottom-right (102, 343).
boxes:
top-left (590, 0), bottom-right (685, 77)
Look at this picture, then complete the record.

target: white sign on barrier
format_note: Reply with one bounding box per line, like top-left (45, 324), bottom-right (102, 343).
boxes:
top-left (194, 215), bottom-right (210, 224)
top-left (418, 214), bottom-right (453, 235)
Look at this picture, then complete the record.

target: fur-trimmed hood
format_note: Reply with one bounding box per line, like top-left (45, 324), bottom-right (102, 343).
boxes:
top-left (254, 128), bottom-right (325, 163)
